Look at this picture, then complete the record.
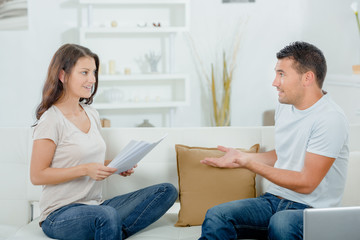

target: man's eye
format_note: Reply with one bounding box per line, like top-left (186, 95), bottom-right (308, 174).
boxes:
top-left (81, 71), bottom-right (87, 75)
top-left (280, 73), bottom-right (284, 77)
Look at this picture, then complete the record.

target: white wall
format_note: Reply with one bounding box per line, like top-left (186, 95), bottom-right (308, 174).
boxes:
top-left (0, 0), bottom-right (359, 128)
top-left (0, 0), bottom-right (78, 127)
top-left (300, 0), bottom-right (360, 125)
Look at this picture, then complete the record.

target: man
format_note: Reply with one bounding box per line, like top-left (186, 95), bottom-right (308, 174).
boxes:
top-left (199, 41), bottom-right (349, 240)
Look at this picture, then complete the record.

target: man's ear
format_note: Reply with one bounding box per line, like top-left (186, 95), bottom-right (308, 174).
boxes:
top-left (58, 69), bottom-right (65, 83)
top-left (303, 71), bottom-right (316, 87)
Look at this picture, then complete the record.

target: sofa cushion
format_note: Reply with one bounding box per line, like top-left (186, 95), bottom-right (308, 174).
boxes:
top-left (0, 224), bottom-right (21, 240)
top-left (175, 144), bottom-right (259, 227)
top-left (342, 151), bottom-right (360, 206)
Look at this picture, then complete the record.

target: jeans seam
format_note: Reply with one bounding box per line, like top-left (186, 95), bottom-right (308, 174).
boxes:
top-left (234, 223), bottom-right (268, 231)
top-left (284, 201), bottom-right (292, 210)
top-left (276, 199), bottom-right (292, 212)
top-left (47, 213), bottom-right (86, 226)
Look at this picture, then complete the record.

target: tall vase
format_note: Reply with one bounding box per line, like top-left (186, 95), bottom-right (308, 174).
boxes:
top-left (353, 39), bottom-right (360, 74)
top-left (211, 90), bottom-right (231, 127)
top-left (352, 64), bottom-right (360, 74)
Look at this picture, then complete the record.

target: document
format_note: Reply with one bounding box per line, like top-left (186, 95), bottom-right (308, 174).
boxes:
top-left (108, 134), bottom-right (167, 174)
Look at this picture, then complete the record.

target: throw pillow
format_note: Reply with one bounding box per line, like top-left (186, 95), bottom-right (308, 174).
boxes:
top-left (175, 144), bottom-right (259, 227)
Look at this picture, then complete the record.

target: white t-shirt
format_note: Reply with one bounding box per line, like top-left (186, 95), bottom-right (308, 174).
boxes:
top-left (33, 103), bottom-right (106, 223)
top-left (267, 94), bottom-right (349, 208)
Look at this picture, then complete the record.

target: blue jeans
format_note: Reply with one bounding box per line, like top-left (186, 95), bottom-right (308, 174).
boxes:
top-left (199, 192), bottom-right (311, 240)
top-left (41, 183), bottom-right (177, 240)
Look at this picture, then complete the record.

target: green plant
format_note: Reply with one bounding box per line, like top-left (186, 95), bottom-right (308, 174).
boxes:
top-left (351, 2), bottom-right (360, 35)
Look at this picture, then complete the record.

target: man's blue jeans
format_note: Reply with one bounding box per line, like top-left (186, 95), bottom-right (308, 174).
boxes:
top-left (41, 183), bottom-right (177, 240)
top-left (199, 192), bottom-right (311, 240)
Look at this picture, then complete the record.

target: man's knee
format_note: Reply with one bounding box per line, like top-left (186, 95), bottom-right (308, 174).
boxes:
top-left (204, 204), bottom-right (229, 222)
top-left (201, 205), bottom-right (238, 240)
top-left (268, 211), bottom-right (303, 240)
top-left (203, 199), bottom-right (259, 227)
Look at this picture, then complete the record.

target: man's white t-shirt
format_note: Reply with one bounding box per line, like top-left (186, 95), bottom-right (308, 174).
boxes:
top-left (33, 103), bottom-right (106, 223)
top-left (267, 93), bottom-right (349, 208)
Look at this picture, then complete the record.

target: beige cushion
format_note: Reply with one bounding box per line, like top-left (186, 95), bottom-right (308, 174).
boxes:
top-left (175, 144), bottom-right (259, 227)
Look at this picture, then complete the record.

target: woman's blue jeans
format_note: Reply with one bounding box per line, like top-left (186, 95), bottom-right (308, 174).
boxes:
top-left (199, 192), bottom-right (311, 240)
top-left (41, 183), bottom-right (177, 240)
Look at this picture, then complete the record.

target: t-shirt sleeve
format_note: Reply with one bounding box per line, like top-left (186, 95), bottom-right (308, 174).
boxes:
top-left (33, 109), bottom-right (60, 145)
top-left (307, 111), bottom-right (349, 158)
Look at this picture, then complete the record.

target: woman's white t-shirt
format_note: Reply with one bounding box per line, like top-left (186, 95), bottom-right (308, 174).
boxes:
top-left (33, 103), bottom-right (106, 223)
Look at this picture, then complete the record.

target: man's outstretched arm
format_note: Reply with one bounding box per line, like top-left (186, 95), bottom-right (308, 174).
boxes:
top-left (201, 147), bottom-right (334, 194)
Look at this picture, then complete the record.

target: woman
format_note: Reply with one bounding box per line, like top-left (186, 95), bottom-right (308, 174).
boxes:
top-left (30, 43), bottom-right (177, 240)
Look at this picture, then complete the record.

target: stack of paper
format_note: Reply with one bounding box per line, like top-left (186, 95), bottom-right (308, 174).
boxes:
top-left (108, 134), bottom-right (167, 174)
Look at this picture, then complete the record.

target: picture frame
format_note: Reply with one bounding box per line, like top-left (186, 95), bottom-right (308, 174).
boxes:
top-left (222, 0), bottom-right (255, 3)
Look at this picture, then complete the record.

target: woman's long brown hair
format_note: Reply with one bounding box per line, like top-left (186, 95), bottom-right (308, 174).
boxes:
top-left (35, 44), bottom-right (99, 121)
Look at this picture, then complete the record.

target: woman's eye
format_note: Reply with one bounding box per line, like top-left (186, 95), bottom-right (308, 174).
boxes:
top-left (81, 71), bottom-right (87, 75)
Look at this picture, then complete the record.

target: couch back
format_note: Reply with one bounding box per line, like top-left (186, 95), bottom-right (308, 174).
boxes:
top-left (101, 127), bottom-right (275, 200)
top-left (1, 126), bottom-right (360, 227)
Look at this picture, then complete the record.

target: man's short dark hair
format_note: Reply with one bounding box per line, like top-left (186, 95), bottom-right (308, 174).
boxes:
top-left (276, 41), bottom-right (327, 88)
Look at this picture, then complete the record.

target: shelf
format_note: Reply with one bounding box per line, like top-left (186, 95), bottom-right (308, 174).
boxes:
top-left (79, 0), bottom-right (189, 38)
top-left (95, 74), bottom-right (190, 109)
top-left (80, 27), bottom-right (187, 35)
top-left (99, 73), bottom-right (187, 82)
top-left (79, 0), bottom-right (189, 5)
top-left (326, 74), bottom-right (360, 88)
top-left (0, 16), bottom-right (28, 30)
top-left (93, 101), bottom-right (188, 110)
top-left (324, 74), bottom-right (360, 120)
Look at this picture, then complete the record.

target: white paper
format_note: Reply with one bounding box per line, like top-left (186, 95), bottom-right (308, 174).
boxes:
top-left (108, 134), bottom-right (167, 174)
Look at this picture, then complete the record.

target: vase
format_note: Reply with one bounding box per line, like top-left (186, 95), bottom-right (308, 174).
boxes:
top-left (109, 60), bottom-right (116, 75)
top-left (137, 119), bottom-right (155, 127)
top-left (353, 40), bottom-right (360, 74)
top-left (352, 64), bottom-right (360, 74)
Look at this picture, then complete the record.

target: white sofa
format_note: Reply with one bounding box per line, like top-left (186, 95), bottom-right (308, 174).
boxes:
top-left (1, 126), bottom-right (360, 240)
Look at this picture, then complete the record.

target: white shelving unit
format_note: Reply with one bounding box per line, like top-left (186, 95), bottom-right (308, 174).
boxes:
top-left (326, 74), bottom-right (360, 88)
top-left (78, 0), bottom-right (190, 127)
top-left (93, 74), bottom-right (189, 108)
top-left (324, 74), bottom-right (360, 121)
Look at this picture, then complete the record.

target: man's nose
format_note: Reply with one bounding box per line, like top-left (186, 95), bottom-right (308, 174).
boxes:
top-left (272, 77), bottom-right (279, 87)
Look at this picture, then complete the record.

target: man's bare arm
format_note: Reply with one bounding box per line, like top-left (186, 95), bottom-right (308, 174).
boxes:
top-left (201, 147), bottom-right (334, 194)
